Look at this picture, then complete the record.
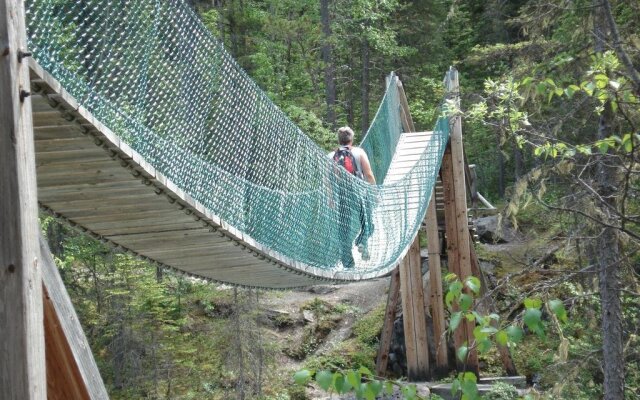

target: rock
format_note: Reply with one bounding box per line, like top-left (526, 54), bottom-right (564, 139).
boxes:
top-left (475, 215), bottom-right (520, 243)
top-left (305, 285), bottom-right (339, 295)
top-left (302, 310), bottom-right (315, 324)
top-left (259, 309), bottom-right (301, 329)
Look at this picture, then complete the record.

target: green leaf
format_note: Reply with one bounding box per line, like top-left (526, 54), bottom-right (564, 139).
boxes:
top-left (583, 81), bottom-right (596, 96)
top-left (450, 311), bottom-right (462, 332)
top-left (367, 380), bottom-right (383, 398)
top-left (358, 366), bottom-right (373, 377)
top-left (549, 299), bottom-right (568, 323)
top-left (449, 280), bottom-right (463, 296)
top-left (595, 74), bottom-right (609, 89)
top-left (496, 330), bottom-right (509, 346)
top-left (457, 345), bottom-right (469, 362)
top-left (451, 378), bottom-right (461, 395)
top-left (478, 338), bottom-right (492, 353)
top-left (464, 276), bottom-right (481, 294)
top-left (315, 370), bottom-right (332, 391)
top-left (385, 381), bottom-right (394, 395)
top-left (623, 133), bottom-right (633, 153)
top-left (445, 291), bottom-right (456, 308)
top-left (459, 293), bottom-right (473, 312)
top-left (294, 369), bottom-right (312, 385)
top-left (333, 373), bottom-right (352, 394)
top-left (523, 308), bottom-right (542, 328)
top-left (402, 384), bottom-right (417, 400)
top-left (346, 370), bottom-right (361, 390)
top-left (506, 325), bottom-right (524, 343)
top-left (524, 298), bottom-right (542, 309)
top-left (444, 273), bottom-right (457, 282)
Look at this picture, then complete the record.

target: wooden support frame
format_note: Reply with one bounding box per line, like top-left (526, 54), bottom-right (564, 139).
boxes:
top-left (441, 68), bottom-right (479, 374)
top-left (375, 267), bottom-right (400, 377)
top-left (399, 237), bottom-right (430, 381)
top-left (1, 0), bottom-right (47, 398)
top-left (425, 189), bottom-right (449, 374)
top-left (41, 235), bottom-right (109, 399)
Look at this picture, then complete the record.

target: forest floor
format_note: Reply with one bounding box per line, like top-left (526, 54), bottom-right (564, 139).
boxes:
top-left (255, 229), bottom-right (551, 398)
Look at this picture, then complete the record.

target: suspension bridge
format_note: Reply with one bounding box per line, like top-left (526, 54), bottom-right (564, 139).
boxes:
top-left (1, 0), bottom-right (507, 398)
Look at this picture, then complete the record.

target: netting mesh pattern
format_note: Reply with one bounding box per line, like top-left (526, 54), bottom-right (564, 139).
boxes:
top-left (26, 0), bottom-right (449, 276)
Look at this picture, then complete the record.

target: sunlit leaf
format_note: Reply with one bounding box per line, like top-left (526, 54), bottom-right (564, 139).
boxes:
top-left (315, 370), bottom-right (332, 391)
top-left (459, 293), bottom-right (473, 312)
top-left (450, 311), bottom-right (462, 332)
top-left (464, 276), bottom-right (481, 294)
top-left (496, 330), bottom-right (509, 346)
top-left (524, 298), bottom-right (542, 309)
top-left (294, 369), bottom-right (312, 385)
top-left (457, 345), bottom-right (469, 362)
top-left (549, 299), bottom-right (568, 323)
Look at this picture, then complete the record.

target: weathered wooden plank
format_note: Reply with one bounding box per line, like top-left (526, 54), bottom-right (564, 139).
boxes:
top-left (0, 0), bottom-right (47, 397)
top-left (399, 235), bottom-right (430, 381)
top-left (376, 267), bottom-right (400, 377)
top-left (40, 235), bottom-right (108, 400)
top-left (33, 126), bottom-right (84, 140)
top-left (426, 188), bottom-right (449, 374)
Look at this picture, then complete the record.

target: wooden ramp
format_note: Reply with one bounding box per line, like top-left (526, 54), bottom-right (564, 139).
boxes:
top-left (29, 60), bottom-right (434, 288)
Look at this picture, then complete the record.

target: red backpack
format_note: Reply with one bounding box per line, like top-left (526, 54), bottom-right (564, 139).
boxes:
top-left (333, 147), bottom-right (359, 176)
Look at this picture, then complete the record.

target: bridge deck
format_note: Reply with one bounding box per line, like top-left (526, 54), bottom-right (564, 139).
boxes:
top-left (31, 60), bottom-right (435, 288)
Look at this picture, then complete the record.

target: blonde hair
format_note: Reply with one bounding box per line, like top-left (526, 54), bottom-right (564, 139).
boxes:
top-left (338, 126), bottom-right (354, 145)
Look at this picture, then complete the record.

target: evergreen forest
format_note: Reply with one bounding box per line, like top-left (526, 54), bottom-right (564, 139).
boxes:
top-left (37, 0), bottom-right (640, 399)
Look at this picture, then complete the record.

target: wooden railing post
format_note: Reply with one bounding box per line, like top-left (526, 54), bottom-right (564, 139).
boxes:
top-left (1, 0), bottom-right (47, 397)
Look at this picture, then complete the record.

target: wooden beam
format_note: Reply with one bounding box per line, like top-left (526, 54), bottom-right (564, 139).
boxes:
top-left (0, 0), bottom-right (47, 398)
top-left (375, 267), bottom-right (400, 377)
top-left (441, 67), bottom-right (479, 375)
top-left (40, 235), bottom-right (109, 399)
top-left (396, 80), bottom-right (416, 132)
top-left (399, 236), bottom-right (430, 381)
top-left (425, 189), bottom-right (449, 374)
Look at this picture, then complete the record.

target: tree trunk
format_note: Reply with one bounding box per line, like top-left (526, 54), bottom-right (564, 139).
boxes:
top-left (593, 2), bottom-right (625, 398)
top-left (496, 136), bottom-right (505, 198)
top-left (513, 142), bottom-right (524, 180)
top-left (320, 0), bottom-right (336, 128)
top-left (361, 37), bottom-right (370, 136)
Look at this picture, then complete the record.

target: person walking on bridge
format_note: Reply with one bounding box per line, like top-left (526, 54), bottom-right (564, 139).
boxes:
top-left (328, 126), bottom-right (376, 268)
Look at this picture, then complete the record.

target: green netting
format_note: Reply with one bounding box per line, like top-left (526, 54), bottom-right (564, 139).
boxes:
top-left (26, 0), bottom-right (449, 277)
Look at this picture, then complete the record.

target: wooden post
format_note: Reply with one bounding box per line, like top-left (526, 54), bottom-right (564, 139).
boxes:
top-left (399, 236), bottom-right (430, 381)
top-left (425, 189), bottom-right (449, 374)
top-left (441, 68), bottom-right (479, 374)
top-left (41, 235), bottom-right (109, 399)
top-left (375, 267), bottom-right (400, 377)
top-left (0, 0), bottom-right (47, 398)
top-left (396, 80), bottom-right (416, 133)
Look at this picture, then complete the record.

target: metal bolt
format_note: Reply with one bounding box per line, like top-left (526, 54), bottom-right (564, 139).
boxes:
top-left (18, 51), bottom-right (32, 62)
top-left (20, 90), bottom-right (31, 102)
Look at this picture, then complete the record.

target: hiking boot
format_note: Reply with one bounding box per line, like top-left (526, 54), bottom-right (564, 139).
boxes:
top-left (360, 245), bottom-right (370, 261)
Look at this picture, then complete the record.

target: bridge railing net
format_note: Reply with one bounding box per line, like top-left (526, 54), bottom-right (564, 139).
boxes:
top-left (26, 0), bottom-right (449, 276)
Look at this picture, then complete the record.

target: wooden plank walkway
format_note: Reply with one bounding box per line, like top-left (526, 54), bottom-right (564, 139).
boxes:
top-left (29, 59), bottom-right (439, 288)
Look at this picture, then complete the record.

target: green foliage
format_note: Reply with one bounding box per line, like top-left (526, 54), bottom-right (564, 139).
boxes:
top-left (484, 382), bottom-right (519, 400)
top-left (292, 367), bottom-right (420, 400)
